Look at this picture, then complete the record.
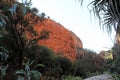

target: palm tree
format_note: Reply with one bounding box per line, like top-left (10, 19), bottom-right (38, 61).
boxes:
top-left (79, 0), bottom-right (120, 44)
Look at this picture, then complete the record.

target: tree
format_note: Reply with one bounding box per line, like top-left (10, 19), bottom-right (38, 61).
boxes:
top-left (0, 0), bottom-right (34, 69)
top-left (79, 0), bottom-right (120, 44)
top-left (0, 0), bottom-right (50, 79)
top-left (0, 0), bottom-right (49, 70)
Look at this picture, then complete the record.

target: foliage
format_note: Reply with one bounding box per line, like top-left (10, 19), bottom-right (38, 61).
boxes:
top-left (23, 45), bottom-right (55, 64)
top-left (103, 50), bottom-right (113, 60)
top-left (25, 45), bottom-right (73, 79)
top-left (15, 60), bottom-right (42, 80)
top-left (0, 0), bottom-right (49, 80)
top-left (72, 48), bottom-right (106, 78)
top-left (106, 44), bottom-right (120, 76)
top-left (39, 29), bottom-right (49, 39)
top-left (61, 75), bottom-right (83, 80)
top-left (79, 0), bottom-right (120, 78)
top-left (79, 0), bottom-right (120, 34)
top-left (35, 49), bottom-right (72, 78)
top-left (56, 56), bottom-right (72, 74)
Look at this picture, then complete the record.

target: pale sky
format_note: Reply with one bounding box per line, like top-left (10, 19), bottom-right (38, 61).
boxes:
top-left (30, 0), bottom-right (115, 53)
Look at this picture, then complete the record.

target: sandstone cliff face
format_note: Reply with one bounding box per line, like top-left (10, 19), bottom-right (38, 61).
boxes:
top-left (34, 19), bottom-right (83, 61)
top-left (70, 31), bottom-right (83, 49)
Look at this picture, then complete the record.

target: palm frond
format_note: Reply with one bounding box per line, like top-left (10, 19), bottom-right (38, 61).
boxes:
top-left (77, 0), bottom-right (84, 5)
top-left (88, 0), bottom-right (120, 33)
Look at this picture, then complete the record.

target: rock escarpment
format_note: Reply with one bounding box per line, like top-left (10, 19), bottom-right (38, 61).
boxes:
top-left (34, 19), bottom-right (83, 61)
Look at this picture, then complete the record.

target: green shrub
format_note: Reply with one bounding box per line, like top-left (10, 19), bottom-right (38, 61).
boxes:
top-left (57, 56), bottom-right (72, 74)
top-left (61, 75), bottom-right (83, 80)
top-left (43, 56), bottom-right (72, 78)
top-left (24, 45), bottom-right (56, 62)
top-left (72, 49), bottom-right (105, 78)
top-left (24, 45), bottom-right (73, 78)
top-left (106, 44), bottom-right (120, 79)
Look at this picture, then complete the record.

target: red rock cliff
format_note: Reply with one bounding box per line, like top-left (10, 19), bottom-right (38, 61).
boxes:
top-left (34, 19), bottom-right (83, 61)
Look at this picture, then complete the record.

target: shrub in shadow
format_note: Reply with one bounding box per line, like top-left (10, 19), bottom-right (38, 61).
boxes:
top-left (71, 49), bottom-right (106, 78)
top-left (23, 44), bottom-right (73, 78)
top-left (106, 44), bottom-right (120, 79)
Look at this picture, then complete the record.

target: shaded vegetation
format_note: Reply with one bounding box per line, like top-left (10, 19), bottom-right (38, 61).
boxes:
top-left (71, 49), bottom-right (106, 78)
top-left (79, 0), bottom-right (120, 79)
top-left (105, 44), bottom-right (120, 79)
top-left (0, 0), bottom-right (48, 80)
top-left (1, 0), bottom-right (120, 80)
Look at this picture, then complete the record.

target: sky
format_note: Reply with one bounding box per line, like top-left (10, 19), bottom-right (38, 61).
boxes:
top-left (30, 0), bottom-right (115, 53)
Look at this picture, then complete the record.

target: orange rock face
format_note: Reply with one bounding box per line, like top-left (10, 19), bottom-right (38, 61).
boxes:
top-left (34, 19), bottom-right (83, 61)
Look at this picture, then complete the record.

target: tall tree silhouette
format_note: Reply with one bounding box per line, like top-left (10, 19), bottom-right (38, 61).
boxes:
top-left (0, 0), bottom-right (49, 69)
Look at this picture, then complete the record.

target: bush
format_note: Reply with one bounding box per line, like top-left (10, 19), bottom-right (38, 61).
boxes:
top-left (61, 75), bottom-right (83, 80)
top-left (72, 49), bottom-right (105, 78)
top-left (106, 44), bottom-right (120, 78)
top-left (43, 56), bottom-right (72, 78)
top-left (56, 56), bottom-right (72, 74)
top-left (24, 45), bottom-right (73, 78)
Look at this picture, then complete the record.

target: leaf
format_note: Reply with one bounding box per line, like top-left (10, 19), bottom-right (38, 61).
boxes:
top-left (35, 64), bottom-right (45, 68)
top-left (8, 9), bottom-right (14, 16)
top-left (17, 76), bottom-right (24, 80)
top-left (0, 35), bottom-right (2, 38)
top-left (0, 47), bottom-right (9, 61)
top-left (30, 70), bottom-right (42, 80)
top-left (16, 70), bottom-right (25, 80)
top-left (13, 4), bottom-right (18, 13)
top-left (31, 8), bottom-right (39, 14)
top-left (16, 69), bottom-right (25, 75)
top-left (1, 65), bottom-right (9, 77)
top-left (29, 60), bottom-right (34, 66)
top-left (25, 64), bottom-right (30, 72)
top-left (22, 6), bottom-right (27, 15)
top-left (0, 17), bottom-right (6, 25)
top-left (8, 4), bottom-right (18, 16)
top-left (0, 17), bottom-right (6, 27)
top-left (38, 64), bottom-right (45, 67)
top-left (22, 0), bottom-right (32, 6)
top-left (0, 22), bottom-right (3, 27)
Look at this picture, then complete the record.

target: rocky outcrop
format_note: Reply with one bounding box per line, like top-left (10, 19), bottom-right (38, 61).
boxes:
top-left (34, 19), bottom-right (83, 61)
top-left (70, 31), bottom-right (83, 48)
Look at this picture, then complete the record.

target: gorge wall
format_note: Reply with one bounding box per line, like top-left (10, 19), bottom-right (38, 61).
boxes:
top-left (34, 19), bottom-right (83, 61)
